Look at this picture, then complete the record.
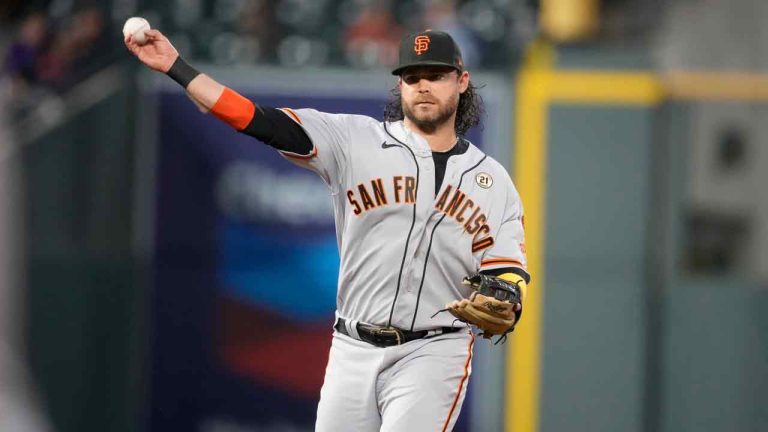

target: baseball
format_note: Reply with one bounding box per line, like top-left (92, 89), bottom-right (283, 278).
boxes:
top-left (123, 17), bottom-right (150, 45)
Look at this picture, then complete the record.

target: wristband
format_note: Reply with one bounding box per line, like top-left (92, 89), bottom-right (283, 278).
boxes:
top-left (166, 56), bottom-right (200, 88)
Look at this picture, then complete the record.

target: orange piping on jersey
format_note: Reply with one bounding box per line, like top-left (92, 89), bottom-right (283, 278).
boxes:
top-left (210, 87), bottom-right (256, 131)
top-left (441, 333), bottom-right (475, 432)
top-left (278, 145), bottom-right (317, 160)
top-left (480, 258), bottom-right (525, 269)
top-left (279, 107), bottom-right (303, 124)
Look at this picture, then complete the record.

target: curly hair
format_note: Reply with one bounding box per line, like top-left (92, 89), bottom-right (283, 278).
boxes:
top-left (383, 80), bottom-right (484, 136)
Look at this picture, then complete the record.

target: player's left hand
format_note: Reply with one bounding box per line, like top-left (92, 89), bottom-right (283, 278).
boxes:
top-left (447, 274), bottom-right (523, 341)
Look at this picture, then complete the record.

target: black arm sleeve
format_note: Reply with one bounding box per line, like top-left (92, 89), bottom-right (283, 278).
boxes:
top-left (240, 106), bottom-right (313, 155)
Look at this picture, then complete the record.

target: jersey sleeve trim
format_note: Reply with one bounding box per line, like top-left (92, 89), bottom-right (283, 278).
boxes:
top-left (278, 145), bottom-right (318, 160)
top-left (279, 107), bottom-right (303, 125)
top-left (480, 257), bottom-right (530, 284)
top-left (480, 258), bottom-right (524, 268)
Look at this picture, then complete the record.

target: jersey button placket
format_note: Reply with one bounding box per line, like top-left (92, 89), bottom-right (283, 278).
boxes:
top-left (405, 258), bottom-right (421, 293)
top-left (404, 225), bottom-right (426, 293)
top-left (405, 149), bottom-right (431, 294)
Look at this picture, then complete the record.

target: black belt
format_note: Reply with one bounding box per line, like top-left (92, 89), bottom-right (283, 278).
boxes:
top-left (335, 318), bottom-right (462, 348)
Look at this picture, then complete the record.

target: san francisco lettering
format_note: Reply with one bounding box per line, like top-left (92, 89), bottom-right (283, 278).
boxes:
top-left (347, 176), bottom-right (417, 216)
top-left (347, 180), bottom-right (494, 253)
top-left (435, 185), bottom-right (494, 252)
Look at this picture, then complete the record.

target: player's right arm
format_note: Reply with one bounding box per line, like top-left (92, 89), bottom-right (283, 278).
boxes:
top-left (124, 30), bottom-right (226, 113)
top-left (124, 29), bottom-right (316, 157)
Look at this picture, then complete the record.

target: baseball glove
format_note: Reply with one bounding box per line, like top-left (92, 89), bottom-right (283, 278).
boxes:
top-left (447, 274), bottom-right (523, 342)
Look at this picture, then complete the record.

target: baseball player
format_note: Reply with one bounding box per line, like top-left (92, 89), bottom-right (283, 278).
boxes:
top-left (126, 28), bottom-right (530, 432)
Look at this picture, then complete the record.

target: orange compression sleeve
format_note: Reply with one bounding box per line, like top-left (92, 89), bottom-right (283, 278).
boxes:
top-left (210, 87), bottom-right (256, 131)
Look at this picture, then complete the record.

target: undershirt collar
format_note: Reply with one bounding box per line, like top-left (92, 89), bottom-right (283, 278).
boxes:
top-left (432, 137), bottom-right (469, 195)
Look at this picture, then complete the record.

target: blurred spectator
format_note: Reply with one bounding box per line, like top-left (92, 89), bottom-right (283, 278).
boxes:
top-left (35, 30), bottom-right (76, 90)
top-left (343, 0), bottom-right (401, 68)
top-left (38, 7), bottom-right (108, 91)
top-left (237, 0), bottom-right (279, 62)
top-left (2, 7), bottom-right (113, 121)
top-left (69, 7), bottom-right (112, 81)
top-left (2, 12), bottom-right (52, 120)
top-left (421, 0), bottom-right (481, 68)
top-left (3, 12), bottom-right (47, 85)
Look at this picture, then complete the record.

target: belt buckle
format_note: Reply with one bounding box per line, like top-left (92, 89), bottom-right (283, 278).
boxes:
top-left (374, 327), bottom-right (403, 346)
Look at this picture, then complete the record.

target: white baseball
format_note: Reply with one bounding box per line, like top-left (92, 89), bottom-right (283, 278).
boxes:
top-left (123, 17), bottom-right (151, 45)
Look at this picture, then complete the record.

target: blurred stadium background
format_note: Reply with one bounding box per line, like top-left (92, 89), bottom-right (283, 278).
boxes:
top-left (1, 0), bottom-right (767, 431)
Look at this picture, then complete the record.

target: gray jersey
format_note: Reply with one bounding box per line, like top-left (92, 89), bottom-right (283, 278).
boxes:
top-left (277, 108), bottom-right (528, 331)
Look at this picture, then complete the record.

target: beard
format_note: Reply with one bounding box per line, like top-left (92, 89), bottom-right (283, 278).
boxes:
top-left (402, 93), bottom-right (459, 134)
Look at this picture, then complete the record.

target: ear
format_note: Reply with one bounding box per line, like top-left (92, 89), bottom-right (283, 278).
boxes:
top-left (458, 70), bottom-right (470, 94)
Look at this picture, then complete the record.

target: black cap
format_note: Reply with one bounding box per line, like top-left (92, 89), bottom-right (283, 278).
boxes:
top-left (391, 30), bottom-right (464, 76)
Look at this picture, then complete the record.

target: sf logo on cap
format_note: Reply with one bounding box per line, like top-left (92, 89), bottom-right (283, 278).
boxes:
top-left (414, 35), bottom-right (430, 55)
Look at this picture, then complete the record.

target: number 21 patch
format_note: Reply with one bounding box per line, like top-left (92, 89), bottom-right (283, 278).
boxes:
top-left (476, 172), bottom-right (493, 189)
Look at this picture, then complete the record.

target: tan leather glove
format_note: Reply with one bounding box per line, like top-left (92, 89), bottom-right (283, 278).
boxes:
top-left (447, 274), bottom-right (524, 341)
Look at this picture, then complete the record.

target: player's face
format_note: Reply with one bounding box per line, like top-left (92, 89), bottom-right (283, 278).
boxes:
top-left (399, 66), bottom-right (470, 133)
